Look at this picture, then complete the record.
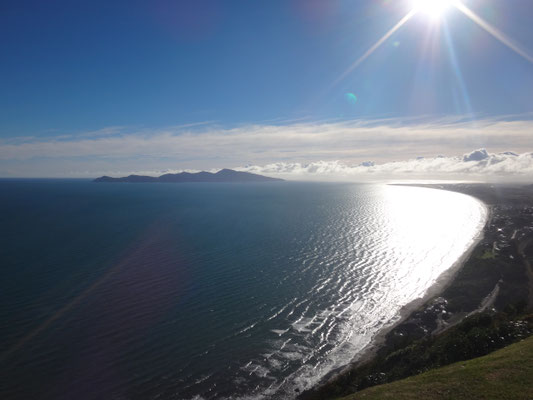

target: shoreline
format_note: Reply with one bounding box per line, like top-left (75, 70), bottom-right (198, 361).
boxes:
top-left (299, 183), bottom-right (533, 399)
top-left (300, 184), bottom-right (490, 391)
top-left (356, 190), bottom-right (488, 359)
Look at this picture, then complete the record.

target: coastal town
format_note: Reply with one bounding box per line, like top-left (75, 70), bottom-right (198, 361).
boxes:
top-left (300, 183), bottom-right (533, 399)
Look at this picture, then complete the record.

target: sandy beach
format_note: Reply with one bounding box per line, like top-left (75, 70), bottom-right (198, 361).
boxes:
top-left (300, 183), bottom-right (533, 399)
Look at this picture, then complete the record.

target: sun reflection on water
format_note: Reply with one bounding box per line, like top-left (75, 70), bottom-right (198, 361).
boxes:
top-left (380, 185), bottom-right (487, 304)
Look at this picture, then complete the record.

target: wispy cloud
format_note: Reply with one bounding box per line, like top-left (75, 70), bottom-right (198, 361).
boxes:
top-left (1, 116), bottom-right (532, 178)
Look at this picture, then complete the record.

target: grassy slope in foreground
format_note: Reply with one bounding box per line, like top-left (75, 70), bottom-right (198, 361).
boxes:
top-left (341, 335), bottom-right (533, 400)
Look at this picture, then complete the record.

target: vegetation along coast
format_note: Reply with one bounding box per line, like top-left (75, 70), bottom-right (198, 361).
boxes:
top-left (300, 183), bottom-right (533, 400)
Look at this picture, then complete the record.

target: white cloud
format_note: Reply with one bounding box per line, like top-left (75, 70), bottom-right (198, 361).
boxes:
top-left (1, 116), bottom-right (532, 179)
top-left (237, 149), bottom-right (533, 182)
top-left (463, 148), bottom-right (489, 162)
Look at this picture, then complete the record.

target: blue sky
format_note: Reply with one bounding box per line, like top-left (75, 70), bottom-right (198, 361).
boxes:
top-left (1, 0), bottom-right (533, 178)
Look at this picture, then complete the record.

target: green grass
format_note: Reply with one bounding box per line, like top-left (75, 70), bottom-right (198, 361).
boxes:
top-left (340, 335), bottom-right (533, 400)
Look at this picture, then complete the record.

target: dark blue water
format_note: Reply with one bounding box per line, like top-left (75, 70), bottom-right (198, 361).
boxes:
top-left (0, 180), bottom-right (486, 399)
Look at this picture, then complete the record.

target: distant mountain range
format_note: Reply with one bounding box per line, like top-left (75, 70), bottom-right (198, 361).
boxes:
top-left (93, 169), bottom-right (283, 183)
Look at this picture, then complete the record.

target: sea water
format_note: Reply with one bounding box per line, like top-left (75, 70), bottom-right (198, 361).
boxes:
top-left (0, 180), bottom-right (487, 399)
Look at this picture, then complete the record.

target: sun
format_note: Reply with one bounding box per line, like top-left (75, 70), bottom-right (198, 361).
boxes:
top-left (411, 0), bottom-right (456, 20)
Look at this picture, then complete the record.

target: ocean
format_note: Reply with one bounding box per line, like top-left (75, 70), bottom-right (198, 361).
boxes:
top-left (0, 180), bottom-right (487, 399)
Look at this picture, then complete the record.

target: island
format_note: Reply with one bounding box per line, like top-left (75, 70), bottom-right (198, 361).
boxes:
top-left (93, 169), bottom-right (283, 183)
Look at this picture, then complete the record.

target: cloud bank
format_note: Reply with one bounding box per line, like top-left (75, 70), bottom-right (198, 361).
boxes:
top-left (0, 116), bottom-right (532, 180)
top-left (237, 149), bottom-right (533, 182)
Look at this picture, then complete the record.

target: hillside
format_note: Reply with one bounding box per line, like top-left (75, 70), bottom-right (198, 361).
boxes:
top-left (340, 334), bottom-right (533, 400)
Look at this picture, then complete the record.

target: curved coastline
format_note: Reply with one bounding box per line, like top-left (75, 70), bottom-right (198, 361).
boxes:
top-left (389, 186), bottom-right (491, 328)
top-left (299, 184), bottom-right (492, 398)
top-left (361, 187), bottom-right (489, 352)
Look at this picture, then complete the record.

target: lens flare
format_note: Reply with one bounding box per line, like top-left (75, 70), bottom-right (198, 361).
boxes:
top-left (454, 2), bottom-right (533, 64)
top-left (330, 0), bottom-right (533, 90)
top-left (345, 93), bottom-right (358, 105)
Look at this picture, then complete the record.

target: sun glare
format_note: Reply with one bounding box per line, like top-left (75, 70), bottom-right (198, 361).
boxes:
top-left (411, 0), bottom-right (456, 19)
